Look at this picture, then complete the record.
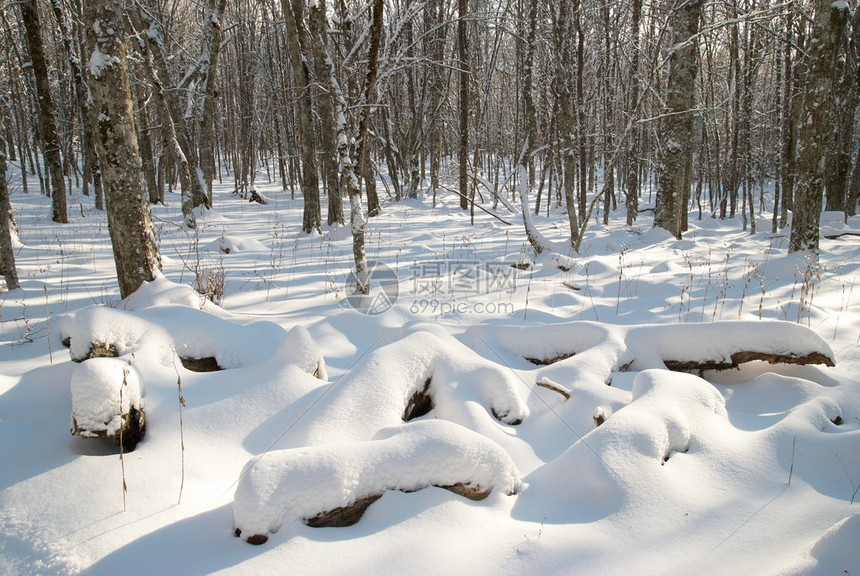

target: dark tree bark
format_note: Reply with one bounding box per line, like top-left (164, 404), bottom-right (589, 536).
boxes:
top-left (654, 0), bottom-right (703, 239)
top-left (85, 0), bottom-right (161, 298)
top-left (625, 0), bottom-right (642, 226)
top-left (789, 0), bottom-right (847, 254)
top-left (781, 5), bottom-right (802, 228)
top-left (359, 0), bottom-right (384, 218)
top-left (48, 0), bottom-right (102, 209)
top-left (0, 136), bottom-right (19, 290)
top-left (457, 0), bottom-right (470, 210)
top-left (574, 1), bottom-right (587, 221)
top-left (20, 0), bottom-right (67, 223)
top-left (426, 0), bottom-right (447, 203)
top-left (281, 0), bottom-right (321, 232)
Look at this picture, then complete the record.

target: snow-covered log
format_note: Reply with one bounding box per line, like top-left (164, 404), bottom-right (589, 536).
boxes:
top-left (488, 320), bottom-right (835, 376)
top-left (625, 321), bottom-right (836, 372)
top-left (232, 420), bottom-right (520, 544)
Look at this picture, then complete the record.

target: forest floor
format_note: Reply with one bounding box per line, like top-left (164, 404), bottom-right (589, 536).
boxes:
top-left (1, 171), bottom-right (859, 575)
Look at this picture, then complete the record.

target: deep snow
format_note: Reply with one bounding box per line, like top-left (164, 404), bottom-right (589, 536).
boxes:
top-left (1, 171), bottom-right (859, 575)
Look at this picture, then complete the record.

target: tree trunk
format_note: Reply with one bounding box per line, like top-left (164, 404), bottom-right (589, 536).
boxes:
top-left (789, 0), bottom-right (847, 254)
top-left (135, 0), bottom-right (208, 224)
top-left (458, 0), bottom-right (470, 210)
top-left (0, 136), bottom-right (19, 290)
top-left (85, 0), bottom-right (161, 299)
top-left (20, 0), bottom-right (67, 223)
top-left (625, 0), bottom-right (642, 226)
top-left (347, 0), bottom-right (385, 291)
top-left (134, 83), bottom-right (159, 204)
top-left (824, 8), bottom-right (857, 214)
top-left (48, 0), bottom-right (101, 210)
top-left (575, 2), bottom-right (587, 221)
top-left (310, 0), bottom-right (344, 226)
top-left (281, 0), bottom-right (321, 232)
top-left (654, 0), bottom-right (702, 239)
top-left (519, 0), bottom-right (553, 255)
top-left (781, 5), bottom-right (801, 228)
top-left (198, 0), bottom-right (227, 206)
top-left (552, 0), bottom-right (578, 246)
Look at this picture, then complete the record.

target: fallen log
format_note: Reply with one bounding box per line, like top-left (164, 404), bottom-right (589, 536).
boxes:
top-left (663, 350), bottom-right (835, 374)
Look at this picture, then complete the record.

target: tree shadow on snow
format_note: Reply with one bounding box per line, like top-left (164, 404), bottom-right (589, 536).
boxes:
top-left (81, 504), bottom-right (254, 576)
top-left (0, 363), bottom-right (83, 487)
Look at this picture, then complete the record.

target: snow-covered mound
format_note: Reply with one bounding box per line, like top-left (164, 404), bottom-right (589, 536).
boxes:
top-left (204, 235), bottom-right (269, 254)
top-left (295, 325), bottom-right (530, 447)
top-left (233, 419), bottom-right (521, 543)
top-left (57, 302), bottom-right (286, 368)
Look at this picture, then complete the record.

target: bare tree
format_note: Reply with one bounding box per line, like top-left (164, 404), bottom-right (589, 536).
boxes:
top-left (654, 0), bottom-right (703, 239)
top-left (20, 0), bottom-right (67, 223)
top-left (309, 0), bottom-right (343, 226)
top-left (0, 134), bottom-right (19, 290)
top-left (281, 0), bottom-right (321, 233)
top-left (85, 0), bottom-right (161, 298)
top-left (789, 0), bottom-right (847, 254)
top-left (625, 0), bottom-right (643, 226)
top-left (457, 0), bottom-right (470, 211)
top-left (198, 0), bottom-right (228, 206)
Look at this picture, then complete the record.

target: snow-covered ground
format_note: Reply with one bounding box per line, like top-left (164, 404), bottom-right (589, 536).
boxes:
top-left (1, 171), bottom-right (858, 575)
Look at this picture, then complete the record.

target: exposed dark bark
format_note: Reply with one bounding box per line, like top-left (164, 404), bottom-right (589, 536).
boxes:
top-left (304, 493), bottom-right (384, 528)
top-left (664, 350), bottom-right (835, 374)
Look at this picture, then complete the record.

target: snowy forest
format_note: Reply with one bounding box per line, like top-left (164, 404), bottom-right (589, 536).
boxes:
top-left (1, 0), bottom-right (859, 574)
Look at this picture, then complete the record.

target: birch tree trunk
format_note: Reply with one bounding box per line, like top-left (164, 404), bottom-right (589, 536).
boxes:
top-left (198, 0), bottom-right (227, 206)
top-left (351, 0), bottom-right (386, 291)
top-left (310, 0), bottom-right (344, 226)
top-left (85, 0), bottom-right (161, 299)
